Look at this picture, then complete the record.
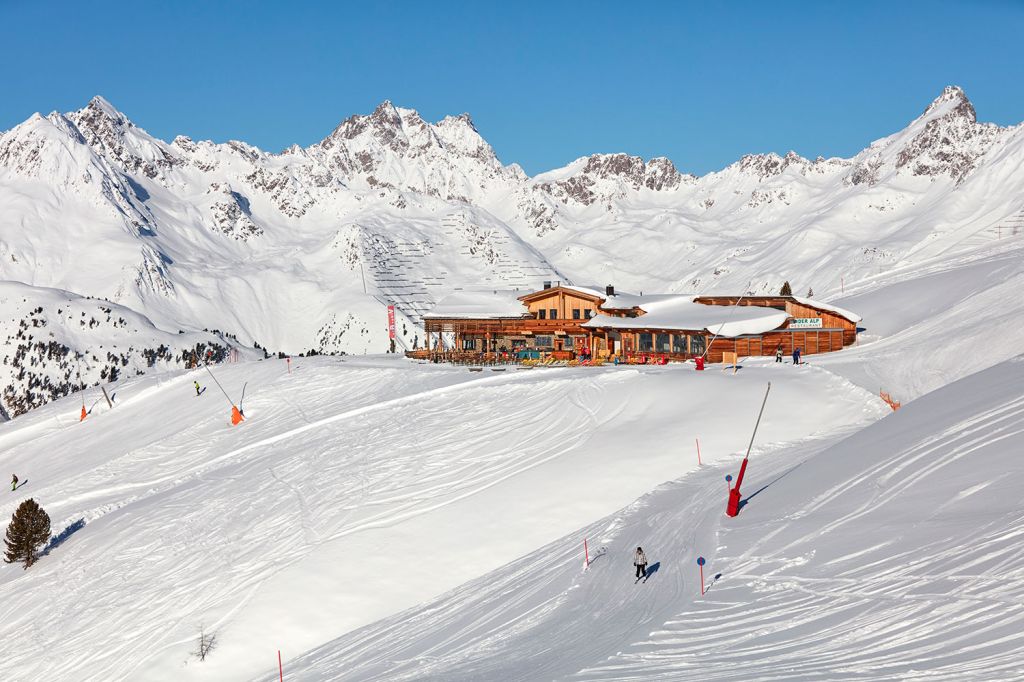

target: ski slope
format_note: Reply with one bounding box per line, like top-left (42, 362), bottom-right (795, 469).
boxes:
top-left (0, 353), bottom-right (882, 680)
top-left (271, 355), bottom-right (1024, 681)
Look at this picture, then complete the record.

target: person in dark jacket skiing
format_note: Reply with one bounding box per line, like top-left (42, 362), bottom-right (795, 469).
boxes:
top-left (634, 546), bottom-right (648, 580)
top-left (792, 347), bottom-right (802, 365)
top-left (775, 344), bottom-right (783, 363)
top-left (194, 381), bottom-right (202, 396)
top-left (11, 474), bottom-right (18, 491)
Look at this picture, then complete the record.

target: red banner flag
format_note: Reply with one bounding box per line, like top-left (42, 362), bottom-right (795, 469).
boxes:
top-left (387, 305), bottom-right (396, 340)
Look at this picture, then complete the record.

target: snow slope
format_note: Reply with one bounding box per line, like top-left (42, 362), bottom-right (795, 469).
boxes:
top-left (815, 237), bottom-right (1024, 401)
top-left (0, 354), bottom-right (881, 680)
top-left (270, 350), bottom-right (1024, 681)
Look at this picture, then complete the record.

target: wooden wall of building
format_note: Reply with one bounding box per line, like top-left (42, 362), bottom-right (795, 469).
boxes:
top-left (522, 289), bottom-right (602, 321)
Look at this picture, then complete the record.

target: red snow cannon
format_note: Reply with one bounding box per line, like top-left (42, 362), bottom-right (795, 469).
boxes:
top-left (726, 458), bottom-right (747, 517)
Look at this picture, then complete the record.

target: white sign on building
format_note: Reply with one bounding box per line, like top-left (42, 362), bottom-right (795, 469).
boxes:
top-left (790, 317), bottom-right (823, 329)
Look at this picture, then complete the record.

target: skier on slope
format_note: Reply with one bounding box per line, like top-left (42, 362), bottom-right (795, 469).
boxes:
top-left (792, 347), bottom-right (802, 365)
top-left (194, 381), bottom-right (202, 396)
top-left (775, 344), bottom-right (783, 363)
top-left (634, 546), bottom-right (648, 580)
top-left (11, 474), bottom-right (18, 492)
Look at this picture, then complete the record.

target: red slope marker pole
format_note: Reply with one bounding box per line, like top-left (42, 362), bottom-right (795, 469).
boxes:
top-left (278, 650), bottom-right (283, 681)
top-left (696, 437), bottom-right (702, 466)
top-left (697, 556), bottom-right (706, 596)
top-left (286, 357), bottom-right (291, 374)
top-left (584, 538), bottom-right (590, 569)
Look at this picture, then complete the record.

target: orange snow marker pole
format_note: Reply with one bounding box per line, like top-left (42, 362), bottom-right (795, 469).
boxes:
top-left (880, 389), bottom-right (901, 411)
top-left (726, 382), bottom-right (772, 518)
top-left (80, 405), bottom-right (87, 422)
top-left (696, 437), bottom-right (702, 466)
top-left (278, 650), bottom-right (284, 682)
top-left (231, 405), bottom-right (244, 426)
top-left (583, 538), bottom-right (590, 569)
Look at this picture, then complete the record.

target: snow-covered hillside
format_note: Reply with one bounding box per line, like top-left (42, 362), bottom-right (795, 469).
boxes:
top-left (0, 281), bottom-right (250, 419)
top-left (279, 356), bottom-right (1024, 681)
top-left (0, 355), bottom-right (884, 681)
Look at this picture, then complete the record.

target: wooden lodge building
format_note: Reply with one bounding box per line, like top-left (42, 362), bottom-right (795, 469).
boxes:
top-left (417, 284), bottom-right (861, 363)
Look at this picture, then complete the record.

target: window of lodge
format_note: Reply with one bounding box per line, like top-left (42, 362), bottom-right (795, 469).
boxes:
top-left (690, 335), bottom-right (706, 356)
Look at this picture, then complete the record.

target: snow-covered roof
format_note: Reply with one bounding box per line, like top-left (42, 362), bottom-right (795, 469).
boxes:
top-left (583, 295), bottom-right (789, 337)
top-left (792, 296), bottom-right (862, 324)
top-left (425, 290), bottom-right (527, 319)
top-left (425, 288), bottom-right (857, 334)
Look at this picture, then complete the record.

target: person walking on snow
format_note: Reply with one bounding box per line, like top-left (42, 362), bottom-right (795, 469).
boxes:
top-left (775, 344), bottom-right (783, 363)
top-left (11, 474), bottom-right (18, 491)
top-left (194, 381), bottom-right (202, 396)
top-left (634, 546), bottom-right (648, 580)
top-left (792, 347), bottom-right (802, 365)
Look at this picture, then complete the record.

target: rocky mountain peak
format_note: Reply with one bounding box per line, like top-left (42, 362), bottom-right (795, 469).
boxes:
top-left (891, 85), bottom-right (998, 184)
top-left (734, 151), bottom-right (808, 179)
top-left (64, 96), bottom-right (181, 180)
top-left (535, 153), bottom-right (682, 206)
top-left (920, 85), bottom-right (976, 123)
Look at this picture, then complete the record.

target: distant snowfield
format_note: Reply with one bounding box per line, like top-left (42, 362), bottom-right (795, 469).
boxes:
top-left (0, 353), bottom-right (882, 681)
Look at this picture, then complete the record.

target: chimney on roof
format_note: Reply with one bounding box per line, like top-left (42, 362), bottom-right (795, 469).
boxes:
top-left (543, 281), bottom-right (552, 290)
top-left (606, 284), bottom-right (615, 297)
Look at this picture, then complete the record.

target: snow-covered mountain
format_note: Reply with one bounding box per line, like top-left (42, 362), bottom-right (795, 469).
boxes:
top-left (4, 87), bottom-right (1024, 680)
top-left (1, 87), bottom-right (1023, 416)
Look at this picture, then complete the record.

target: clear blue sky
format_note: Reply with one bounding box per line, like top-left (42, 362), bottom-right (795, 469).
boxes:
top-left (2, 1), bottom-right (1022, 175)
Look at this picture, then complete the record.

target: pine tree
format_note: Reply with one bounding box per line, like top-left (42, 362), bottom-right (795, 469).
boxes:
top-left (4, 498), bottom-right (51, 569)
top-left (780, 281), bottom-right (793, 296)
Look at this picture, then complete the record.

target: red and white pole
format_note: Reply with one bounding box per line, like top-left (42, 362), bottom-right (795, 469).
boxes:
top-left (726, 382), bottom-right (771, 518)
top-left (696, 437), bottom-right (702, 466)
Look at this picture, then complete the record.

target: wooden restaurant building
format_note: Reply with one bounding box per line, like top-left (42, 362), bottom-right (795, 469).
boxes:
top-left (417, 284), bottom-right (861, 363)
